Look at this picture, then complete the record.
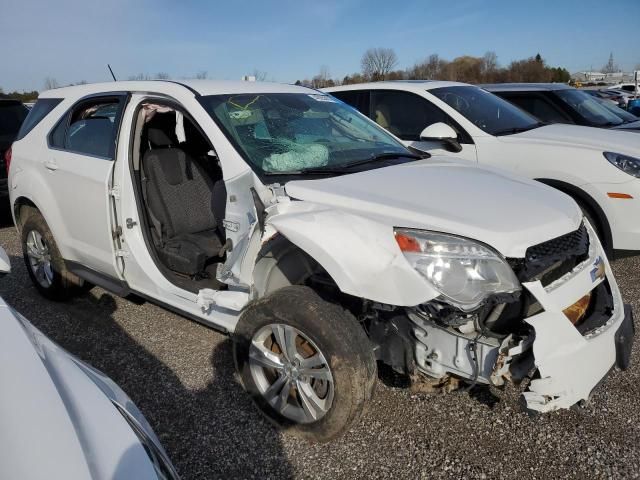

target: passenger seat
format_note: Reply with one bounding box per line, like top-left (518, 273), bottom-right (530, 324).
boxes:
top-left (142, 128), bottom-right (223, 276)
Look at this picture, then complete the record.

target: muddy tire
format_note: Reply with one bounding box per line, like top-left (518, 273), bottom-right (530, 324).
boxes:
top-left (20, 209), bottom-right (87, 301)
top-left (233, 285), bottom-right (376, 442)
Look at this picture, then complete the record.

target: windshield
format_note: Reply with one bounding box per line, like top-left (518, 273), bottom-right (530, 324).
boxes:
top-left (0, 103), bottom-right (29, 142)
top-left (430, 86), bottom-right (541, 136)
top-left (555, 89), bottom-right (624, 126)
top-left (592, 97), bottom-right (639, 123)
top-left (199, 93), bottom-right (410, 174)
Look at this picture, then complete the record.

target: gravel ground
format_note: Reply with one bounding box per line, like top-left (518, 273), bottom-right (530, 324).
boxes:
top-left (1, 221), bottom-right (640, 480)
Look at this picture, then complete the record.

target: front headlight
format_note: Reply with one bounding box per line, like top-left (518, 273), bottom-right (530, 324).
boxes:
top-left (394, 228), bottom-right (520, 311)
top-left (604, 151), bottom-right (640, 178)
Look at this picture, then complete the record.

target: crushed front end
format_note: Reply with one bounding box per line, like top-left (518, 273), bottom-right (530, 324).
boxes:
top-left (370, 221), bottom-right (634, 412)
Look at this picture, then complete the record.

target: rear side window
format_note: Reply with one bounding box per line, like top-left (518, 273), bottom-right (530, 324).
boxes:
top-left (49, 96), bottom-right (125, 159)
top-left (15, 98), bottom-right (62, 140)
top-left (0, 102), bottom-right (29, 139)
top-left (331, 90), bottom-right (370, 116)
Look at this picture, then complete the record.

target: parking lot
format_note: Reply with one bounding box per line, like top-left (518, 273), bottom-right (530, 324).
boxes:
top-left (1, 216), bottom-right (639, 479)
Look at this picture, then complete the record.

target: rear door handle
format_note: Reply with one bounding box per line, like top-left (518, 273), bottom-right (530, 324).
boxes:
top-left (43, 160), bottom-right (58, 171)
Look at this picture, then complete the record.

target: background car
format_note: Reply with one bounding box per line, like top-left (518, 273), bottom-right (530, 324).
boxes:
top-left (326, 81), bottom-right (640, 256)
top-left (0, 99), bottom-right (29, 198)
top-left (583, 89), bottom-right (629, 108)
top-left (0, 246), bottom-right (179, 480)
top-left (482, 83), bottom-right (640, 132)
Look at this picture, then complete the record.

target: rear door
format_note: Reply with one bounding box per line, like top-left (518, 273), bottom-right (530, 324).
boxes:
top-left (45, 93), bottom-right (128, 278)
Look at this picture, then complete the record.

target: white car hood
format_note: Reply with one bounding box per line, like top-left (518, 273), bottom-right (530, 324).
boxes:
top-left (0, 300), bottom-right (168, 480)
top-left (284, 159), bottom-right (582, 258)
top-left (510, 124), bottom-right (640, 154)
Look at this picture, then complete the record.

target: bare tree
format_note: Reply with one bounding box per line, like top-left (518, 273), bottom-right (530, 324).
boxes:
top-left (43, 77), bottom-right (59, 90)
top-left (602, 52), bottom-right (618, 74)
top-left (312, 65), bottom-right (334, 88)
top-left (155, 72), bottom-right (170, 80)
top-left (361, 48), bottom-right (398, 81)
top-left (252, 69), bottom-right (268, 81)
top-left (128, 73), bottom-right (151, 81)
top-left (195, 70), bottom-right (208, 79)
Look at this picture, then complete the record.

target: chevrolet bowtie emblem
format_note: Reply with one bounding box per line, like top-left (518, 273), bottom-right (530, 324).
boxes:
top-left (590, 256), bottom-right (606, 282)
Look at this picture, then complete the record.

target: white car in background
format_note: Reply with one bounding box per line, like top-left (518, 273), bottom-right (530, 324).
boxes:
top-left (0, 248), bottom-right (179, 480)
top-left (6, 80), bottom-right (634, 441)
top-left (326, 81), bottom-right (640, 256)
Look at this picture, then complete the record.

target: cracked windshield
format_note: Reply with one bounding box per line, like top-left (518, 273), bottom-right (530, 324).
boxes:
top-left (199, 93), bottom-right (409, 173)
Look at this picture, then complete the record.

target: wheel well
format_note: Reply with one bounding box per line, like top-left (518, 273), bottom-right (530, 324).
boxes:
top-left (535, 179), bottom-right (613, 256)
top-left (13, 197), bottom-right (38, 228)
top-left (253, 234), bottom-right (324, 298)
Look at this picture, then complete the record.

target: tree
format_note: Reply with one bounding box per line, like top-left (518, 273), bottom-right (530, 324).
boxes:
top-left (361, 48), bottom-right (398, 81)
top-left (602, 52), bottom-right (618, 74)
top-left (195, 70), bottom-right (208, 79)
top-left (408, 54), bottom-right (447, 80)
top-left (43, 77), bottom-right (59, 90)
top-left (252, 69), bottom-right (268, 81)
top-left (128, 73), bottom-right (151, 81)
top-left (155, 72), bottom-right (170, 80)
top-left (311, 65), bottom-right (334, 88)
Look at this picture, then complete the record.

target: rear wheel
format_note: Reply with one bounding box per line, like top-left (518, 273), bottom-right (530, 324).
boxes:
top-left (21, 210), bottom-right (87, 300)
top-left (233, 286), bottom-right (376, 442)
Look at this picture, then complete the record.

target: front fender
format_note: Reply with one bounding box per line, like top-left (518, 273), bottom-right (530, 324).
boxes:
top-left (266, 203), bottom-right (438, 306)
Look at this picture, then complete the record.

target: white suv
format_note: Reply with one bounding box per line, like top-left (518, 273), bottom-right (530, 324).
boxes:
top-left (326, 81), bottom-right (640, 256)
top-left (8, 80), bottom-right (634, 441)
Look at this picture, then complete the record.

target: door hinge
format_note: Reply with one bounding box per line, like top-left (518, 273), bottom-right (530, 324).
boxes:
top-left (112, 225), bottom-right (123, 239)
top-left (115, 249), bottom-right (129, 258)
top-left (109, 186), bottom-right (120, 199)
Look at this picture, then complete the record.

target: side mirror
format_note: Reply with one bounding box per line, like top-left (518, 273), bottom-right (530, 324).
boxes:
top-left (419, 123), bottom-right (463, 153)
top-left (0, 246), bottom-right (10, 276)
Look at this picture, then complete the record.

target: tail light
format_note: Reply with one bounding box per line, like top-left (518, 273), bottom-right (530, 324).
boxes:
top-left (4, 146), bottom-right (12, 174)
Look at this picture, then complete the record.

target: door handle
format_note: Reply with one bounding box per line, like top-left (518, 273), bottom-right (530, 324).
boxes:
top-left (43, 160), bottom-right (58, 171)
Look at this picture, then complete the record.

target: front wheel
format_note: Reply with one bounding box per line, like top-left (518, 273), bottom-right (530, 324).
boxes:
top-left (233, 286), bottom-right (376, 442)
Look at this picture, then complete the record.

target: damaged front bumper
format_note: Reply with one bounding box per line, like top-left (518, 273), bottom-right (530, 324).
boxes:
top-left (409, 222), bottom-right (634, 413)
top-left (510, 221), bottom-right (634, 412)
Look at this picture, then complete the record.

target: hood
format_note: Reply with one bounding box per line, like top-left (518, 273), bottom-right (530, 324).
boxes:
top-left (0, 302), bottom-right (169, 480)
top-left (510, 124), bottom-right (640, 155)
top-left (284, 159), bottom-right (582, 258)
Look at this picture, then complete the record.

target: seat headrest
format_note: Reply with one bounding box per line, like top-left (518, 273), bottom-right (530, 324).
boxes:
top-left (148, 128), bottom-right (174, 148)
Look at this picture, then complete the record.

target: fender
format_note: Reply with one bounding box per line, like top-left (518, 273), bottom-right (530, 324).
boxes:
top-left (265, 203), bottom-right (439, 306)
top-left (535, 178), bottom-right (613, 257)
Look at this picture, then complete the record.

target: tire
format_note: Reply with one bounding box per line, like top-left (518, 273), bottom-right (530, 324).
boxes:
top-left (20, 209), bottom-right (86, 301)
top-left (233, 285), bottom-right (376, 442)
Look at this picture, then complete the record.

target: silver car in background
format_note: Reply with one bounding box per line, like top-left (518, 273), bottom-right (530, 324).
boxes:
top-left (0, 248), bottom-right (179, 480)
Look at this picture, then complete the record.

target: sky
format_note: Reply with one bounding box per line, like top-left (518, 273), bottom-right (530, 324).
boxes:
top-left (1, 0), bottom-right (639, 92)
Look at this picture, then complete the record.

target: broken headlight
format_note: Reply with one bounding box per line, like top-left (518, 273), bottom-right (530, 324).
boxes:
top-left (394, 228), bottom-right (520, 311)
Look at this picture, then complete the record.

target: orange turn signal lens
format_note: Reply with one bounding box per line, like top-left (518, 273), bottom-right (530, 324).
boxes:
top-left (563, 292), bottom-right (592, 325)
top-left (607, 192), bottom-right (633, 199)
top-left (395, 232), bottom-right (421, 252)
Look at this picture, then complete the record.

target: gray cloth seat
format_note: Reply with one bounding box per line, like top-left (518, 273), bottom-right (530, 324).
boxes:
top-left (142, 131), bottom-right (224, 276)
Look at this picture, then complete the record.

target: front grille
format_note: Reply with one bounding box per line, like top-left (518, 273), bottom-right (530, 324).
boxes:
top-left (509, 223), bottom-right (590, 286)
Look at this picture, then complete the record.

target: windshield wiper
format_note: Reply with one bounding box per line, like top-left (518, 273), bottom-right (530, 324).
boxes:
top-left (492, 122), bottom-right (546, 136)
top-left (263, 152), bottom-right (422, 176)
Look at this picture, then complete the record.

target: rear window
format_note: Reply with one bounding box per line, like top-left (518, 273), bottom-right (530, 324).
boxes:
top-left (16, 98), bottom-right (62, 141)
top-left (0, 102), bottom-right (29, 140)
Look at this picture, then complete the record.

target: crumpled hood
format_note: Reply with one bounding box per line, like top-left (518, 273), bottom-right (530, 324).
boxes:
top-left (284, 159), bottom-right (582, 258)
top-left (510, 124), bottom-right (640, 154)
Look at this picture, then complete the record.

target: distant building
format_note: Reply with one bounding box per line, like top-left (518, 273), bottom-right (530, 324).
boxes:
top-left (241, 75), bottom-right (256, 82)
top-left (571, 71), bottom-right (635, 84)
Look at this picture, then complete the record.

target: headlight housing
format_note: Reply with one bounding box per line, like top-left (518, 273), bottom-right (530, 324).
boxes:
top-left (604, 151), bottom-right (640, 178)
top-left (394, 228), bottom-right (520, 311)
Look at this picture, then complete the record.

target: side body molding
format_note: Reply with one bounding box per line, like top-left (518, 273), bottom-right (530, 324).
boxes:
top-left (266, 203), bottom-right (438, 306)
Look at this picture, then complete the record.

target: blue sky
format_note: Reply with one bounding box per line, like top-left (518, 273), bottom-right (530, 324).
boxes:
top-left (1, 0), bottom-right (638, 92)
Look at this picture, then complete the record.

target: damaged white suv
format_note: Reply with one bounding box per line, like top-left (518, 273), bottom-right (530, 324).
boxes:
top-left (8, 80), bottom-right (634, 441)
